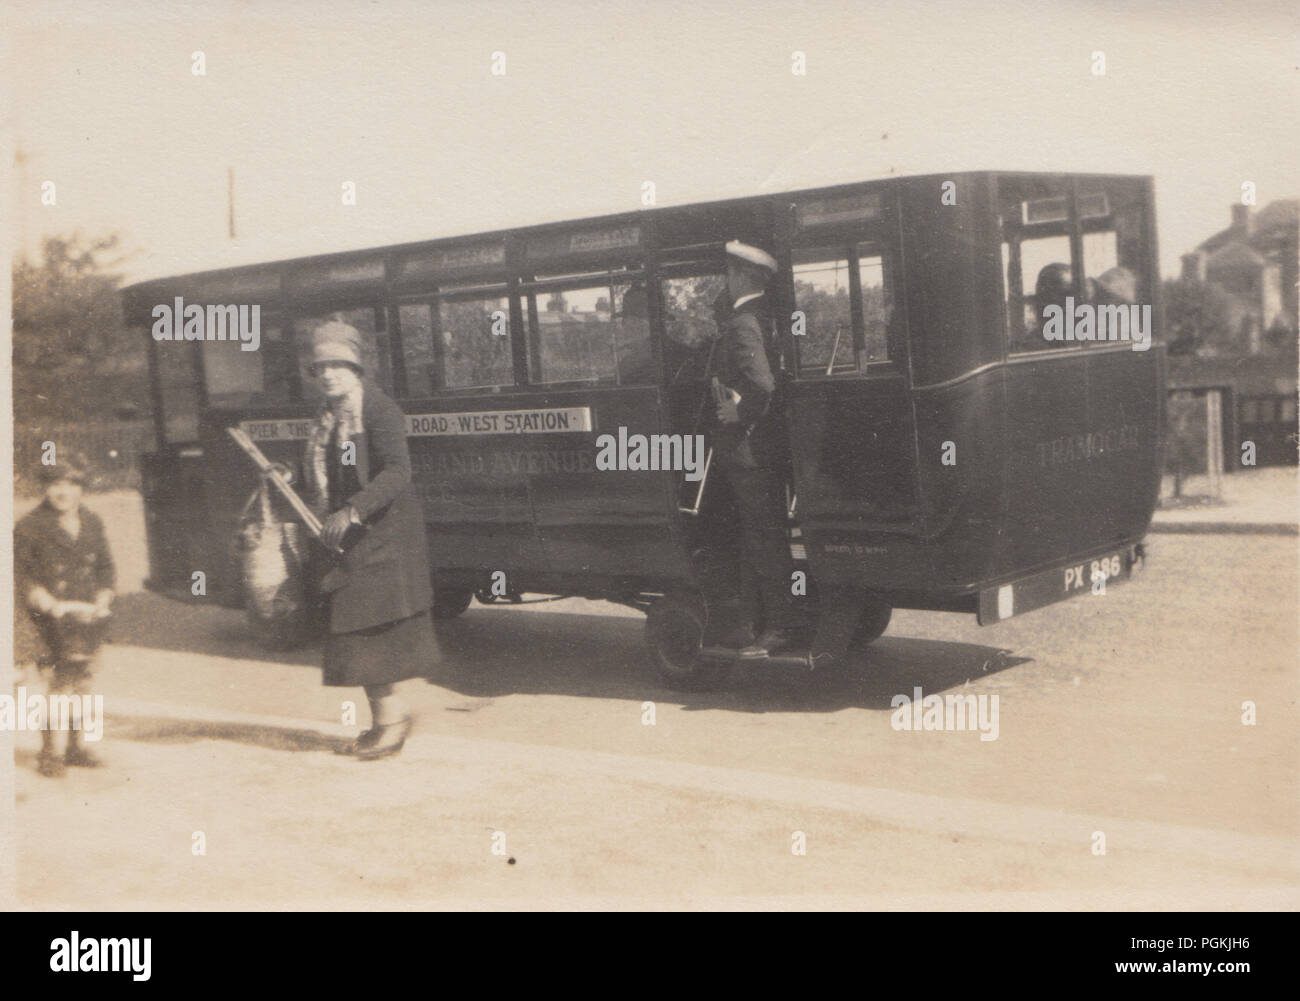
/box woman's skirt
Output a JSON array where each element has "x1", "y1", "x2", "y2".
[{"x1": 322, "y1": 609, "x2": 439, "y2": 688}]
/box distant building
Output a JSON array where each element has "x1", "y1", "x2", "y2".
[
  {"x1": 1180, "y1": 200, "x2": 1299, "y2": 354},
  {"x1": 1171, "y1": 201, "x2": 1298, "y2": 470}
]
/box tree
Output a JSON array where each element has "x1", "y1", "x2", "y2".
[
  {"x1": 12, "y1": 234, "x2": 147, "y2": 421},
  {"x1": 1162, "y1": 277, "x2": 1235, "y2": 356}
]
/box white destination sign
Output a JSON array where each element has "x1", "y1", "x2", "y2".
[
  {"x1": 407, "y1": 407, "x2": 591, "y2": 436},
  {"x1": 239, "y1": 407, "x2": 592, "y2": 442}
]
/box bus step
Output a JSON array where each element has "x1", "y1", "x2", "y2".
[{"x1": 700, "y1": 645, "x2": 815, "y2": 670}]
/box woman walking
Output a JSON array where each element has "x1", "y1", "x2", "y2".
[{"x1": 301, "y1": 320, "x2": 437, "y2": 760}]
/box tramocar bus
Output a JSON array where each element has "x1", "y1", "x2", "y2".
[{"x1": 121, "y1": 171, "x2": 1165, "y2": 688}]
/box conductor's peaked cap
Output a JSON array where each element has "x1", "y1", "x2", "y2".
[{"x1": 725, "y1": 240, "x2": 778, "y2": 273}]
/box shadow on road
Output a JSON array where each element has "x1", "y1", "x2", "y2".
[
  {"x1": 113, "y1": 716, "x2": 348, "y2": 753},
  {"x1": 109, "y1": 592, "x2": 322, "y2": 668},
  {"x1": 432, "y1": 611, "x2": 1029, "y2": 714},
  {"x1": 109, "y1": 592, "x2": 1029, "y2": 715}
]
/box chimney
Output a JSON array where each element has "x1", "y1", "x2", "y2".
[
  {"x1": 1231, "y1": 203, "x2": 1253, "y2": 237},
  {"x1": 1181, "y1": 252, "x2": 1205, "y2": 282}
]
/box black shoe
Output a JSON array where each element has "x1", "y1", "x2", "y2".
[
  {"x1": 37, "y1": 751, "x2": 66, "y2": 778},
  {"x1": 738, "y1": 628, "x2": 799, "y2": 659},
  {"x1": 339, "y1": 727, "x2": 380, "y2": 755},
  {"x1": 354, "y1": 718, "x2": 412, "y2": 761}
]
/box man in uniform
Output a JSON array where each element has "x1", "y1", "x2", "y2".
[{"x1": 710, "y1": 239, "x2": 802, "y2": 657}]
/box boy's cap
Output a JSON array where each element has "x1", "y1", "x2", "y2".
[{"x1": 38, "y1": 451, "x2": 89, "y2": 484}]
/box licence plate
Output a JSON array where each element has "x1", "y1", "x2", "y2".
[{"x1": 977, "y1": 546, "x2": 1136, "y2": 624}]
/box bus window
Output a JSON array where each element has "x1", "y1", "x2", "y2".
[
  {"x1": 1077, "y1": 179, "x2": 1151, "y2": 341},
  {"x1": 793, "y1": 242, "x2": 894, "y2": 376},
  {"x1": 1000, "y1": 176, "x2": 1084, "y2": 354},
  {"x1": 857, "y1": 247, "x2": 892, "y2": 363},
  {"x1": 399, "y1": 297, "x2": 514, "y2": 395},
  {"x1": 660, "y1": 271, "x2": 725, "y2": 383},
  {"x1": 398, "y1": 303, "x2": 438, "y2": 397},
  {"x1": 439, "y1": 292, "x2": 514, "y2": 391},
  {"x1": 293, "y1": 308, "x2": 390, "y2": 401},
  {"x1": 1280, "y1": 397, "x2": 1297, "y2": 424},
  {"x1": 524, "y1": 275, "x2": 650, "y2": 386},
  {"x1": 201, "y1": 322, "x2": 289, "y2": 407},
  {"x1": 794, "y1": 250, "x2": 854, "y2": 375},
  {"x1": 156, "y1": 339, "x2": 201, "y2": 442}
]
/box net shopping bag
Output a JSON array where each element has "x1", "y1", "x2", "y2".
[{"x1": 235, "y1": 478, "x2": 311, "y2": 648}]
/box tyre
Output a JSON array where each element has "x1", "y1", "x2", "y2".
[
  {"x1": 645, "y1": 592, "x2": 730, "y2": 691},
  {"x1": 431, "y1": 586, "x2": 474, "y2": 620},
  {"x1": 848, "y1": 600, "x2": 892, "y2": 649}
]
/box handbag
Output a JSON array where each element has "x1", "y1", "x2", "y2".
[{"x1": 235, "y1": 477, "x2": 311, "y2": 647}]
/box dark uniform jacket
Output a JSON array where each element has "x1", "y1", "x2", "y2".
[
  {"x1": 309, "y1": 382, "x2": 434, "y2": 635},
  {"x1": 14, "y1": 502, "x2": 116, "y2": 661},
  {"x1": 712, "y1": 293, "x2": 781, "y2": 468}
]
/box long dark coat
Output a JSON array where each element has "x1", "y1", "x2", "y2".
[
  {"x1": 14, "y1": 502, "x2": 116, "y2": 664},
  {"x1": 711, "y1": 292, "x2": 781, "y2": 469},
  {"x1": 308, "y1": 383, "x2": 434, "y2": 637}
]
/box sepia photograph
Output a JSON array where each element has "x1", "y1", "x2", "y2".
[{"x1": 2, "y1": 0, "x2": 1297, "y2": 937}]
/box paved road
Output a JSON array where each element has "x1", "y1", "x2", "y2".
[{"x1": 9, "y1": 533, "x2": 1298, "y2": 909}]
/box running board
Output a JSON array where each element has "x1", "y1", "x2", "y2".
[{"x1": 700, "y1": 646, "x2": 837, "y2": 671}]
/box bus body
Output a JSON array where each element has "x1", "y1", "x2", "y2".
[{"x1": 122, "y1": 171, "x2": 1164, "y2": 686}]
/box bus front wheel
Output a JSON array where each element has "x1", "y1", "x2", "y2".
[
  {"x1": 431, "y1": 586, "x2": 474, "y2": 620},
  {"x1": 645, "y1": 592, "x2": 729, "y2": 691}
]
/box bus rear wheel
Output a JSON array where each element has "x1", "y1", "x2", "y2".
[
  {"x1": 431, "y1": 586, "x2": 474, "y2": 620},
  {"x1": 849, "y1": 600, "x2": 892, "y2": 649},
  {"x1": 645, "y1": 592, "x2": 729, "y2": 691}
]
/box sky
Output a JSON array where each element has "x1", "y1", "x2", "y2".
[{"x1": 5, "y1": 0, "x2": 1298, "y2": 285}]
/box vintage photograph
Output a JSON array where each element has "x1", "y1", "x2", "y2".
[{"x1": 3, "y1": 0, "x2": 1297, "y2": 916}]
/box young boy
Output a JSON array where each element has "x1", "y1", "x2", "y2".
[{"x1": 15, "y1": 454, "x2": 115, "y2": 777}]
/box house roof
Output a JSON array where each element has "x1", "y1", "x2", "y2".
[
  {"x1": 1197, "y1": 199, "x2": 1299, "y2": 254},
  {"x1": 1205, "y1": 241, "x2": 1266, "y2": 272}
]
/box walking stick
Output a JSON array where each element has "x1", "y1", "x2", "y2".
[
  {"x1": 678, "y1": 334, "x2": 721, "y2": 515},
  {"x1": 226, "y1": 427, "x2": 343, "y2": 554}
]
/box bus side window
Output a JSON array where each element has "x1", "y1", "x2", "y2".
[
  {"x1": 660, "y1": 273, "x2": 725, "y2": 383},
  {"x1": 792, "y1": 243, "x2": 894, "y2": 376},
  {"x1": 398, "y1": 303, "x2": 438, "y2": 397},
  {"x1": 856, "y1": 246, "x2": 892, "y2": 364},
  {"x1": 439, "y1": 293, "x2": 514, "y2": 390},
  {"x1": 794, "y1": 250, "x2": 855, "y2": 375},
  {"x1": 525, "y1": 278, "x2": 649, "y2": 386}
]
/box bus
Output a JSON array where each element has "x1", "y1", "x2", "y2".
[{"x1": 121, "y1": 171, "x2": 1165, "y2": 688}]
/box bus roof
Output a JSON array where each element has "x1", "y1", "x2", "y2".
[{"x1": 121, "y1": 169, "x2": 1152, "y2": 300}]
